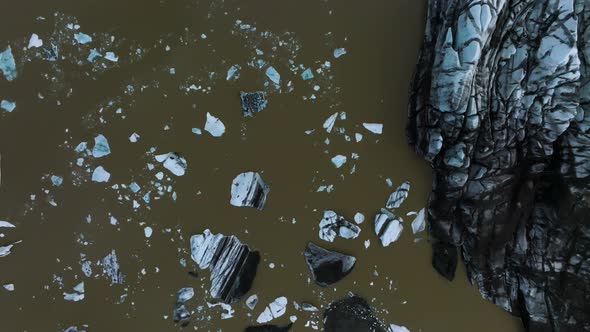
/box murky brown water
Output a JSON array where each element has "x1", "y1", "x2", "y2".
[{"x1": 0, "y1": 0, "x2": 524, "y2": 331}]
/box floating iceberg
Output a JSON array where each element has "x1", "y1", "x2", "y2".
[
  {"x1": 155, "y1": 152, "x2": 187, "y2": 176},
  {"x1": 411, "y1": 208, "x2": 426, "y2": 234},
  {"x1": 362, "y1": 123, "x2": 383, "y2": 134},
  {"x1": 386, "y1": 181, "x2": 410, "y2": 209},
  {"x1": 204, "y1": 112, "x2": 226, "y2": 137},
  {"x1": 92, "y1": 134, "x2": 111, "y2": 158},
  {"x1": 301, "y1": 68, "x2": 314, "y2": 80},
  {"x1": 304, "y1": 242, "x2": 356, "y2": 287},
  {"x1": 323, "y1": 112, "x2": 339, "y2": 133},
  {"x1": 51, "y1": 175, "x2": 63, "y2": 186},
  {"x1": 257, "y1": 297, "x2": 288, "y2": 324},
  {"x1": 374, "y1": 209, "x2": 403, "y2": 247},
  {"x1": 1, "y1": 100, "x2": 16, "y2": 112},
  {"x1": 74, "y1": 32, "x2": 92, "y2": 44},
  {"x1": 265, "y1": 66, "x2": 281, "y2": 84},
  {"x1": 331, "y1": 155, "x2": 347, "y2": 168},
  {"x1": 28, "y1": 34, "x2": 43, "y2": 48},
  {"x1": 91, "y1": 166, "x2": 110, "y2": 183},
  {"x1": 0, "y1": 46, "x2": 17, "y2": 81},
  {"x1": 226, "y1": 64, "x2": 241, "y2": 80},
  {"x1": 319, "y1": 210, "x2": 361, "y2": 242},
  {"x1": 333, "y1": 48, "x2": 347, "y2": 58},
  {"x1": 230, "y1": 172, "x2": 269, "y2": 210}
]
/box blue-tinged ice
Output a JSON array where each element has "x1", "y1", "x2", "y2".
[
  {"x1": 74, "y1": 32, "x2": 93, "y2": 45},
  {"x1": 104, "y1": 52, "x2": 119, "y2": 62},
  {"x1": 142, "y1": 192, "x2": 150, "y2": 203},
  {"x1": 91, "y1": 166, "x2": 111, "y2": 183},
  {"x1": 192, "y1": 128, "x2": 202, "y2": 135},
  {"x1": 301, "y1": 68, "x2": 314, "y2": 80},
  {"x1": 87, "y1": 49, "x2": 102, "y2": 62},
  {"x1": 0, "y1": 46, "x2": 17, "y2": 81},
  {"x1": 51, "y1": 175, "x2": 64, "y2": 186},
  {"x1": 362, "y1": 123, "x2": 383, "y2": 134},
  {"x1": 331, "y1": 155, "x2": 347, "y2": 168},
  {"x1": 129, "y1": 182, "x2": 140, "y2": 193},
  {"x1": 226, "y1": 65, "x2": 241, "y2": 80},
  {"x1": 74, "y1": 142, "x2": 87, "y2": 153},
  {"x1": 1, "y1": 100, "x2": 16, "y2": 112},
  {"x1": 265, "y1": 66, "x2": 281, "y2": 84},
  {"x1": 323, "y1": 112, "x2": 339, "y2": 133},
  {"x1": 204, "y1": 112, "x2": 225, "y2": 137},
  {"x1": 92, "y1": 134, "x2": 111, "y2": 158},
  {"x1": 333, "y1": 48, "x2": 347, "y2": 58},
  {"x1": 28, "y1": 34, "x2": 43, "y2": 48}
]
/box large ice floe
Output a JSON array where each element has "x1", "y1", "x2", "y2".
[
  {"x1": 190, "y1": 229, "x2": 260, "y2": 303},
  {"x1": 374, "y1": 209, "x2": 403, "y2": 247}
]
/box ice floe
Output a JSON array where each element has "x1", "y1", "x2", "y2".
[
  {"x1": 92, "y1": 134, "x2": 111, "y2": 158},
  {"x1": 304, "y1": 242, "x2": 356, "y2": 287},
  {"x1": 319, "y1": 210, "x2": 361, "y2": 242},
  {"x1": 91, "y1": 166, "x2": 111, "y2": 183},
  {"x1": 331, "y1": 155, "x2": 347, "y2": 168},
  {"x1": 1, "y1": 100, "x2": 16, "y2": 112},
  {"x1": 74, "y1": 32, "x2": 92, "y2": 44},
  {"x1": 0, "y1": 46, "x2": 17, "y2": 81},
  {"x1": 28, "y1": 34, "x2": 43, "y2": 48},
  {"x1": 386, "y1": 181, "x2": 410, "y2": 209},
  {"x1": 333, "y1": 48, "x2": 347, "y2": 58},
  {"x1": 190, "y1": 229, "x2": 260, "y2": 303},
  {"x1": 374, "y1": 209, "x2": 403, "y2": 247},
  {"x1": 256, "y1": 296, "x2": 288, "y2": 324},
  {"x1": 204, "y1": 112, "x2": 226, "y2": 137},
  {"x1": 323, "y1": 112, "x2": 339, "y2": 133},
  {"x1": 155, "y1": 152, "x2": 187, "y2": 176},
  {"x1": 362, "y1": 123, "x2": 383, "y2": 134},
  {"x1": 230, "y1": 172, "x2": 269, "y2": 210},
  {"x1": 410, "y1": 208, "x2": 426, "y2": 234},
  {"x1": 265, "y1": 66, "x2": 281, "y2": 84}
]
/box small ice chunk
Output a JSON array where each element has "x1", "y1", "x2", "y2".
[
  {"x1": 246, "y1": 294, "x2": 259, "y2": 310},
  {"x1": 256, "y1": 296, "x2": 288, "y2": 324},
  {"x1": 177, "y1": 287, "x2": 194, "y2": 302},
  {"x1": 51, "y1": 175, "x2": 64, "y2": 186},
  {"x1": 226, "y1": 64, "x2": 241, "y2": 80},
  {"x1": 102, "y1": 250, "x2": 124, "y2": 284},
  {"x1": 91, "y1": 166, "x2": 111, "y2": 183},
  {"x1": 0, "y1": 221, "x2": 16, "y2": 228},
  {"x1": 129, "y1": 182, "x2": 140, "y2": 193},
  {"x1": 144, "y1": 226, "x2": 153, "y2": 238},
  {"x1": 386, "y1": 181, "x2": 410, "y2": 209},
  {"x1": 64, "y1": 282, "x2": 85, "y2": 302},
  {"x1": 104, "y1": 52, "x2": 119, "y2": 62},
  {"x1": 74, "y1": 32, "x2": 92, "y2": 44},
  {"x1": 3, "y1": 283, "x2": 14, "y2": 291},
  {"x1": 87, "y1": 49, "x2": 102, "y2": 62},
  {"x1": 191, "y1": 128, "x2": 202, "y2": 135},
  {"x1": 301, "y1": 68, "x2": 314, "y2": 80},
  {"x1": 92, "y1": 134, "x2": 111, "y2": 158},
  {"x1": 355, "y1": 133, "x2": 363, "y2": 142},
  {"x1": 155, "y1": 172, "x2": 164, "y2": 180},
  {"x1": 230, "y1": 172, "x2": 269, "y2": 210},
  {"x1": 363, "y1": 123, "x2": 383, "y2": 134},
  {"x1": 0, "y1": 242, "x2": 19, "y2": 257},
  {"x1": 265, "y1": 66, "x2": 281, "y2": 84},
  {"x1": 204, "y1": 112, "x2": 226, "y2": 137},
  {"x1": 331, "y1": 155, "x2": 347, "y2": 168},
  {"x1": 129, "y1": 132, "x2": 140, "y2": 143},
  {"x1": 354, "y1": 213, "x2": 365, "y2": 224},
  {"x1": 323, "y1": 112, "x2": 339, "y2": 133},
  {"x1": 155, "y1": 152, "x2": 187, "y2": 176},
  {"x1": 207, "y1": 302, "x2": 235, "y2": 320},
  {"x1": 28, "y1": 34, "x2": 43, "y2": 48},
  {"x1": 1, "y1": 100, "x2": 16, "y2": 112},
  {"x1": 333, "y1": 48, "x2": 347, "y2": 58},
  {"x1": 240, "y1": 91, "x2": 268, "y2": 117},
  {"x1": 0, "y1": 46, "x2": 17, "y2": 81},
  {"x1": 411, "y1": 208, "x2": 426, "y2": 234},
  {"x1": 388, "y1": 324, "x2": 411, "y2": 332}
]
